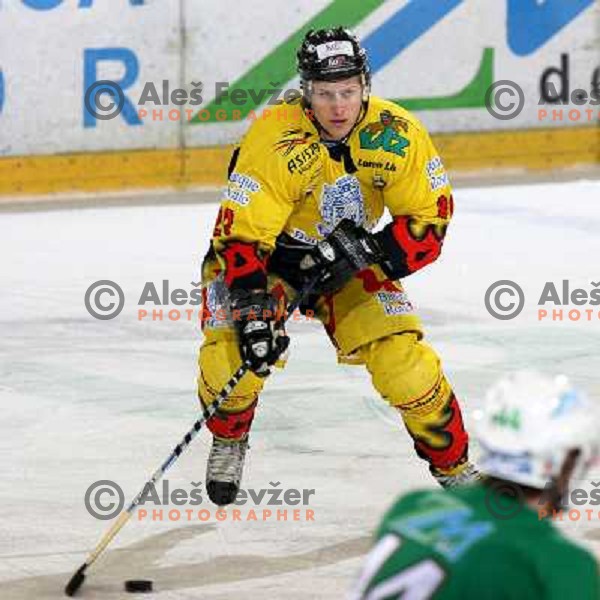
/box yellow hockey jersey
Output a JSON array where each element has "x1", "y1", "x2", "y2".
[{"x1": 210, "y1": 95, "x2": 453, "y2": 280}]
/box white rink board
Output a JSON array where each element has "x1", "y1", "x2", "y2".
[
  {"x1": 0, "y1": 0, "x2": 598, "y2": 155},
  {"x1": 0, "y1": 0, "x2": 181, "y2": 156}
]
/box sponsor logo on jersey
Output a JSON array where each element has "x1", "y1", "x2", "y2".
[
  {"x1": 358, "y1": 157, "x2": 397, "y2": 172},
  {"x1": 223, "y1": 187, "x2": 250, "y2": 206},
  {"x1": 317, "y1": 174, "x2": 365, "y2": 236},
  {"x1": 223, "y1": 172, "x2": 261, "y2": 206},
  {"x1": 287, "y1": 141, "x2": 321, "y2": 174},
  {"x1": 376, "y1": 290, "x2": 415, "y2": 316},
  {"x1": 290, "y1": 228, "x2": 319, "y2": 246},
  {"x1": 229, "y1": 172, "x2": 260, "y2": 192},
  {"x1": 274, "y1": 128, "x2": 314, "y2": 157},
  {"x1": 426, "y1": 156, "x2": 449, "y2": 191},
  {"x1": 359, "y1": 110, "x2": 411, "y2": 157}
]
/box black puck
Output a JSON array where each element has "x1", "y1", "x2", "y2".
[{"x1": 125, "y1": 580, "x2": 153, "y2": 593}]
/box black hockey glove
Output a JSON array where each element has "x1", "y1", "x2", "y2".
[
  {"x1": 300, "y1": 219, "x2": 383, "y2": 294},
  {"x1": 230, "y1": 289, "x2": 290, "y2": 377}
]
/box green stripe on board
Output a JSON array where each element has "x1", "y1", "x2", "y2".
[
  {"x1": 191, "y1": 0, "x2": 386, "y2": 123},
  {"x1": 394, "y1": 48, "x2": 494, "y2": 111}
]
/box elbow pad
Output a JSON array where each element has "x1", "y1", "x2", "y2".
[
  {"x1": 375, "y1": 216, "x2": 446, "y2": 279},
  {"x1": 220, "y1": 242, "x2": 268, "y2": 290}
]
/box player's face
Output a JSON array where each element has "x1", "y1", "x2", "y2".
[{"x1": 310, "y1": 76, "x2": 363, "y2": 141}]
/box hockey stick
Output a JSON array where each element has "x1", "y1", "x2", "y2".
[{"x1": 64, "y1": 275, "x2": 319, "y2": 596}]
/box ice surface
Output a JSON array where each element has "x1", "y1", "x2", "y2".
[{"x1": 1, "y1": 180, "x2": 600, "y2": 598}]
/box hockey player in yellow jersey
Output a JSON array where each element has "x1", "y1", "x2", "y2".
[{"x1": 199, "y1": 27, "x2": 479, "y2": 505}]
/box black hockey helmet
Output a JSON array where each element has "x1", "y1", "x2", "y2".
[{"x1": 297, "y1": 27, "x2": 371, "y2": 97}]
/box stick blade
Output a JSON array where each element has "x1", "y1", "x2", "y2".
[{"x1": 65, "y1": 564, "x2": 87, "y2": 597}]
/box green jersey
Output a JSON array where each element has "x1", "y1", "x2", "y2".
[{"x1": 352, "y1": 484, "x2": 599, "y2": 599}]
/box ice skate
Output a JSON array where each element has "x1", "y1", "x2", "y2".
[
  {"x1": 206, "y1": 434, "x2": 249, "y2": 506},
  {"x1": 431, "y1": 461, "x2": 483, "y2": 489}
]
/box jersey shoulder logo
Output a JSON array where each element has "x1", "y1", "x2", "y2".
[
  {"x1": 359, "y1": 110, "x2": 411, "y2": 157},
  {"x1": 274, "y1": 128, "x2": 313, "y2": 156}
]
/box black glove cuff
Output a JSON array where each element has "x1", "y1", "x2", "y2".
[{"x1": 374, "y1": 226, "x2": 410, "y2": 280}]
